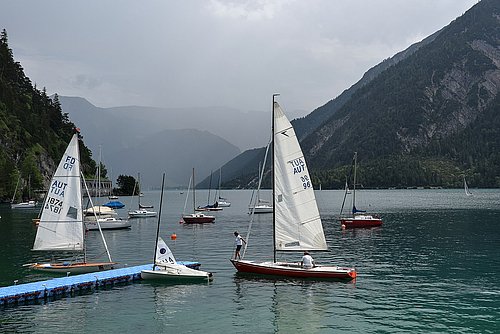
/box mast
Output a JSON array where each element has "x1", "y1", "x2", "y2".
[
  {"x1": 217, "y1": 168, "x2": 222, "y2": 202},
  {"x1": 272, "y1": 93, "x2": 279, "y2": 263},
  {"x1": 192, "y1": 168, "x2": 196, "y2": 212},
  {"x1": 207, "y1": 171, "x2": 212, "y2": 205},
  {"x1": 138, "y1": 172, "x2": 141, "y2": 208},
  {"x1": 152, "y1": 173, "x2": 166, "y2": 270},
  {"x1": 352, "y1": 152, "x2": 357, "y2": 216}
]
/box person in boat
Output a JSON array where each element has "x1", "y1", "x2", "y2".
[
  {"x1": 233, "y1": 231, "x2": 246, "y2": 260},
  {"x1": 301, "y1": 251, "x2": 315, "y2": 269}
]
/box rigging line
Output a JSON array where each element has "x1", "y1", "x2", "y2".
[
  {"x1": 82, "y1": 172, "x2": 113, "y2": 263},
  {"x1": 152, "y1": 173, "x2": 166, "y2": 271},
  {"x1": 242, "y1": 136, "x2": 272, "y2": 259},
  {"x1": 182, "y1": 174, "x2": 192, "y2": 216}
]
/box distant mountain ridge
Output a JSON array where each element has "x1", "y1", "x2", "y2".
[
  {"x1": 59, "y1": 96, "x2": 241, "y2": 187},
  {"x1": 219, "y1": 0, "x2": 500, "y2": 189}
]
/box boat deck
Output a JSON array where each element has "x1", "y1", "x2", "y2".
[{"x1": 0, "y1": 261, "x2": 199, "y2": 306}]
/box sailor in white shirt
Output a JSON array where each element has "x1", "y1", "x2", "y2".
[{"x1": 301, "y1": 251, "x2": 314, "y2": 269}]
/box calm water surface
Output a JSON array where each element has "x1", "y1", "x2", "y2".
[{"x1": 0, "y1": 189, "x2": 499, "y2": 333}]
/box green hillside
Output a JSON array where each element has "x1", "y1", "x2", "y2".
[
  {"x1": 0, "y1": 30, "x2": 97, "y2": 202},
  {"x1": 302, "y1": 0, "x2": 500, "y2": 188},
  {"x1": 220, "y1": 0, "x2": 500, "y2": 189}
]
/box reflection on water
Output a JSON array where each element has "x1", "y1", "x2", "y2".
[{"x1": 0, "y1": 189, "x2": 499, "y2": 333}]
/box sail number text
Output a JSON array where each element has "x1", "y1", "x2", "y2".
[
  {"x1": 63, "y1": 155, "x2": 76, "y2": 171},
  {"x1": 290, "y1": 158, "x2": 311, "y2": 189},
  {"x1": 45, "y1": 196, "x2": 63, "y2": 214}
]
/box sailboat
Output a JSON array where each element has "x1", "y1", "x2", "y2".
[
  {"x1": 128, "y1": 173, "x2": 157, "y2": 218},
  {"x1": 28, "y1": 132, "x2": 117, "y2": 274},
  {"x1": 339, "y1": 152, "x2": 383, "y2": 229},
  {"x1": 231, "y1": 96, "x2": 357, "y2": 280},
  {"x1": 84, "y1": 148, "x2": 131, "y2": 230},
  {"x1": 141, "y1": 174, "x2": 213, "y2": 282},
  {"x1": 10, "y1": 175, "x2": 37, "y2": 208},
  {"x1": 464, "y1": 176, "x2": 473, "y2": 196},
  {"x1": 182, "y1": 168, "x2": 215, "y2": 224},
  {"x1": 195, "y1": 170, "x2": 222, "y2": 211},
  {"x1": 248, "y1": 153, "x2": 273, "y2": 214},
  {"x1": 215, "y1": 168, "x2": 231, "y2": 207}
]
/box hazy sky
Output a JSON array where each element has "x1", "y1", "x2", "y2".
[{"x1": 1, "y1": 0, "x2": 478, "y2": 116}]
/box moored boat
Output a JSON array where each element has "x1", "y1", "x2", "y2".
[
  {"x1": 182, "y1": 213, "x2": 215, "y2": 224},
  {"x1": 339, "y1": 152, "x2": 383, "y2": 229},
  {"x1": 182, "y1": 168, "x2": 216, "y2": 224}
]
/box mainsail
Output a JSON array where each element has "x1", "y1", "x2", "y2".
[
  {"x1": 33, "y1": 134, "x2": 84, "y2": 251},
  {"x1": 273, "y1": 102, "x2": 327, "y2": 251}
]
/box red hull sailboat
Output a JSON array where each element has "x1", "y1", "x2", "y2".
[
  {"x1": 231, "y1": 96, "x2": 356, "y2": 281},
  {"x1": 339, "y1": 152, "x2": 383, "y2": 229}
]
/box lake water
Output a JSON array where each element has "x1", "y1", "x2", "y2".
[{"x1": 0, "y1": 189, "x2": 499, "y2": 333}]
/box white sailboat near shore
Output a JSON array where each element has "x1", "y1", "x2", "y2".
[
  {"x1": 464, "y1": 176, "x2": 473, "y2": 196},
  {"x1": 27, "y1": 132, "x2": 117, "y2": 274},
  {"x1": 128, "y1": 173, "x2": 157, "y2": 218}
]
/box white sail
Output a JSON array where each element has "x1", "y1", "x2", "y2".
[
  {"x1": 33, "y1": 134, "x2": 84, "y2": 251},
  {"x1": 273, "y1": 102, "x2": 327, "y2": 251},
  {"x1": 155, "y1": 237, "x2": 177, "y2": 264},
  {"x1": 464, "y1": 177, "x2": 473, "y2": 196}
]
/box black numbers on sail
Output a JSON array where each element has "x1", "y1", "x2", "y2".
[
  {"x1": 45, "y1": 196, "x2": 63, "y2": 214},
  {"x1": 300, "y1": 175, "x2": 311, "y2": 189}
]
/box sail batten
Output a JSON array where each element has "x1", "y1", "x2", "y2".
[
  {"x1": 33, "y1": 134, "x2": 84, "y2": 252},
  {"x1": 273, "y1": 102, "x2": 327, "y2": 251}
]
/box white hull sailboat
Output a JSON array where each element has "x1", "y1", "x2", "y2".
[
  {"x1": 128, "y1": 173, "x2": 157, "y2": 218},
  {"x1": 251, "y1": 201, "x2": 273, "y2": 214},
  {"x1": 141, "y1": 174, "x2": 213, "y2": 282},
  {"x1": 10, "y1": 175, "x2": 37, "y2": 209},
  {"x1": 231, "y1": 96, "x2": 356, "y2": 281},
  {"x1": 464, "y1": 176, "x2": 473, "y2": 196},
  {"x1": 248, "y1": 157, "x2": 273, "y2": 214},
  {"x1": 216, "y1": 168, "x2": 231, "y2": 207},
  {"x1": 85, "y1": 217, "x2": 131, "y2": 230},
  {"x1": 11, "y1": 200, "x2": 37, "y2": 209},
  {"x1": 28, "y1": 132, "x2": 117, "y2": 274},
  {"x1": 182, "y1": 168, "x2": 215, "y2": 224},
  {"x1": 84, "y1": 150, "x2": 131, "y2": 230},
  {"x1": 141, "y1": 239, "x2": 213, "y2": 282}
]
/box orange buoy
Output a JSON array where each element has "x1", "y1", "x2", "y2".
[{"x1": 170, "y1": 233, "x2": 177, "y2": 240}]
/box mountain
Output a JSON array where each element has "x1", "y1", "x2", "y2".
[
  {"x1": 221, "y1": 0, "x2": 500, "y2": 189},
  {"x1": 59, "y1": 96, "x2": 269, "y2": 152},
  {"x1": 59, "y1": 96, "x2": 241, "y2": 187},
  {"x1": 0, "y1": 30, "x2": 96, "y2": 202},
  {"x1": 106, "y1": 129, "x2": 240, "y2": 188}
]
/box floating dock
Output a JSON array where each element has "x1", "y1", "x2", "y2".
[{"x1": 0, "y1": 261, "x2": 199, "y2": 306}]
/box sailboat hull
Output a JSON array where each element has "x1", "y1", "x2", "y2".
[
  {"x1": 128, "y1": 210, "x2": 157, "y2": 218},
  {"x1": 141, "y1": 264, "x2": 213, "y2": 282},
  {"x1": 85, "y1": 218, "x2": 131, "y2": 230},
  {"x1": 29, "y1": 262, "x2": 117, "y2": 274},
  {"x1": 11, "y1": 201, "x2": 37, "y2": 209},
  {"x1": 340, "y1": 215, "x2": 383, "y2": 229},
  {"x1": 249, "y1": 204, "x2": 273, "y2": 214},
  {"x1": 182, "y1": 214, "x2": 215, "y2": 224},
  {"x1": 230, "y1": 260, "x2": 356, "y2": 280}
]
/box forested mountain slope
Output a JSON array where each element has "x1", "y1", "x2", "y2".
[
  {"x1": 0, "y1": 30, "x2": 96, "y2": 201},
  {"x1": 218, "y1": 0, "x2": 500, "y2": 189},
  {"x1": 302, "y1": 0, "x2": 500, "y2": 188}
]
